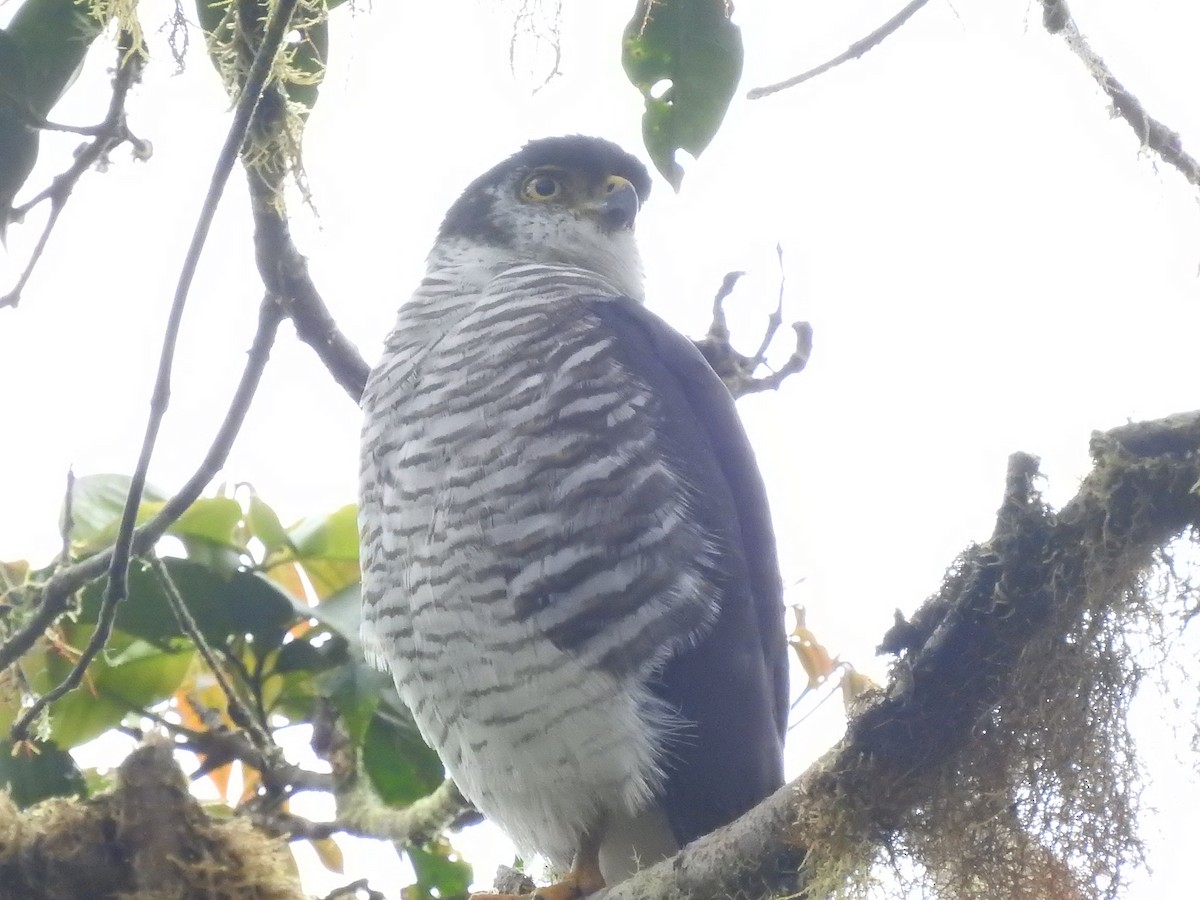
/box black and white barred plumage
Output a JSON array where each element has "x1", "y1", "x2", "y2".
[{"x1": 359, "y1": 136, "x2": 786, "y2": 888}]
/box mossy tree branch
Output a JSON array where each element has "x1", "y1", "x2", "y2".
[{"x1": 596, "y1": 410, "x2": 1200, "y2": 899}]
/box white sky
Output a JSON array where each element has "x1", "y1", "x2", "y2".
[{"x1": 2, "y1": 0, "x2": 1199, "y2": 896}]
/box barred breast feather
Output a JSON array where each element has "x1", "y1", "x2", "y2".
[{"x1": 358, "y1": 263, "x2": 723, "y2": 867}]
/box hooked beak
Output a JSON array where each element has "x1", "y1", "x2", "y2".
[{"x1": 586, "y1": 175, "x2": 640, "y2": 231}]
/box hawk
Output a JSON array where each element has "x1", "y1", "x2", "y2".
[{"x1": 359, "y1": 136, "x2": 787, "y2": 898}]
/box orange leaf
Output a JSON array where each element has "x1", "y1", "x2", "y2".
[
  {"x1": 0, "y1": 560, "x2": 30, "y2": 597},
  {"x1": 267, "y1": 560, "x2": 309, "y2": 603},
  {"x1": 788, "y1": 606, "x2": 838, "y2": 691},
  {"x1": 176, "y1": 679, "x2": 236, "y2": 799},
  {"x1": 239, "y1": 764, "x2": 262, "y2": 804},
  {"x1": 309, "y1": 836, "x2": 345, "y2": 874}
]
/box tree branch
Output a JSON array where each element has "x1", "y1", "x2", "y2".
[
  {"x1": 101, "y1": 0, "x2": 300, "y2": 626},
  {"x1": 595, "y1": 410, "x2": 1200, "y2": 899},
  {"x1": 248, "y1": 179, "x2": 370, "y2": 402},
  {"x1": 1038, "y1": 0, "x2": 1199, "y2": 187},
  {"x1": 3, "y1": 1, "x2": 301, "y2": 735},
  {"x1": 338, "y1": 776, "x2": 474, "y2": 846},
  {"x1": 0, "y1": 297, "x2": 282, "y2": 688},
  {"x1": 1, "y1": 31, "x2": 146, "y2": 309},
  {"x1": 152, "y1": 711, "x2": 333, "y2": 796},
  {"x1": 748, "y1": 0, "x2": 931, "y2": 100},
  {"x1": 151, "y1": 558, "x2": 276, "y2": 755},
  {"x1": 694, "y1": 260, "x2": 813, "y2": 398},
  {"x1": 307, "y1": 700, "x2": 476, "y2": 846}
]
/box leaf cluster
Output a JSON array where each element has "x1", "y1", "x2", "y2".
[{"x1": 0, "y1": 474, "x2": 462, "y2": 896}]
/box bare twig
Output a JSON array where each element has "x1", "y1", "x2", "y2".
[
  {"x1": 57, "y1": 468, "x2": 75, "y2": 569},
  {"x1": 693, "y1": 265, "x2": 813, "y2": 398},
  {"x1": 1, "y1": 32, "x2": 145, "y2": 310},
  {"x1": 5, "y1": 0, "x2": 305, "y2": 739},
  {"x1": 150, "y1": 558, "x2": 274, "y2": 751},
  {"x1": 748, "y1": 245, "x2": 787, "y2": 367},
  {"x1": 748, "y1": 0, "x2": 931, "y2": 99},
  {"x1": 1038, "y1": 0, "x2": 1200, "y2": 187},
  {"x1": 703, "y1": 270, "x2": 745, "y2": 347},
  {"x1": 105, "y1": 0, "x2": 300, "y2": 619},
  {"x1": 132, "y1": 701, "x2": 333, "y2": 797}
]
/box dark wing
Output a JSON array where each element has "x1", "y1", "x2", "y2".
[{"x1": 586, "y1": 296, "x2": 788, "y2": 846}]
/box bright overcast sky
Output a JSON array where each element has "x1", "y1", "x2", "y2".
[{"x1": 2, "y1": 0, "x2": 1198, "y2": 896}]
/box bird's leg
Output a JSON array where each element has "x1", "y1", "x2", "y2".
[
  {"x1": 471, "y1": 831, "x2": 606, "y2": 900},
  {"x1": 533, "y1": 832, "x2": 606, "y2": 900}
]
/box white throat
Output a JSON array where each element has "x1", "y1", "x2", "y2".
[{"x1": 427, "y1": 235, "x2": 646, "y2": 303}]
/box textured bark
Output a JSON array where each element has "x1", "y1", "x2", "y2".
[{"x1": 595, "y1": 410, "x2": 1200, "y2": 899}]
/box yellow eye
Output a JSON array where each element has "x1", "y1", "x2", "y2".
[{"x1": 522, "y1": 173, "x2": 562, "y2": 201}]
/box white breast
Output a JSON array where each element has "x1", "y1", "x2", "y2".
[{"x1": 359, "y1": 264, "x2": 695, "y2": 867}]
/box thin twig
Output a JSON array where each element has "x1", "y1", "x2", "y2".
[
  {"x1": 694, "y1": 268, "x2": 812, "y2": 398},
  {"x1": 704, "y1": 271, "x2": 745, "y2": 347},
  {"x1": 104, "y1": 0, "x2": 300, "y2": 624},
  {"x1": 136, "y1": 703, "x2": 333, "y2": 794},
  {"x1": 6, "y1": 0, "x2": 305, "y2": 736},
  {"x1": 736, "y1": 323, "x2": 814, "y2": 396},
  {"x1": 749, "y1": 245, "x2": 786, "y2": 366},
  {"x1": 1038, "y1": 0, "x2": 1200, "y2": 187},
  {"x1": 35, "y1": 118, "x2": 120, "y2": 137},
  {"x1": 150, "y1": 557, "x2": 273, "y2": 753},
  {"x1": 58, "y1": 468, "x2": 75, "y2": 569},
  {"x1": 748, "y1": 0, "x2": 931, "y2": 99},
  {"x1": 1, "y1": 297, "x2": 282, "y2": 710},
  {"x1": 1, "y1": 32, "x2": 144, "y2": 309}
]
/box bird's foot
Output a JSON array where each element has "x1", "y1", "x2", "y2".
[{"x1": 469, "y1": 865, "x2": 605, "y2": 900}]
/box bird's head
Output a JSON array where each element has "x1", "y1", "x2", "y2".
[{"x1": 433, "y1": 135, "x2": 653, "y2": 300}]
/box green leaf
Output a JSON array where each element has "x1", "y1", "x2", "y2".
[
  {"x1": 0, "y1": 0, "x2": 105, "y2": 222},
  {"x1": 0, "y1": 29, "x2": 39, "y2": 230},
  {"x1": 20, "y1": 626, "x2": 193, "y2": 748},
  {"x1": 407, "y1": 840, "x2": 474, "y2": 900},
  {"x1": 309, "y1": 583, "x2": 361, "y2": 649},
  {"x1": 66, "y1": 473, "x2": 168, "y2": 555},
  {"x1": 318, "y1": 657, "x2": 390, "y2": 744},
  {"x1": 361, "y1": 712, "x2": 445, "y2": 807},
  {"x1": 75, "y1": 558, "x2": 301, "y2": 651},
  {"x1": 59, "y1": 637, "x2": 192, "y2": 745},
  {"x1": 175, "y1": 539, "x2": 245, "y2": 577},
  {"x1": 0, "y1": 739, "x2": 86, "y2": 806},
  {"x1": 164, "y1": 496, "x2": 244, "y2": 548},
  {"x1": 3, "y1": 0, "x2": 103, "y2": 115},
  {"x1": 286, "y1": 504, "x2": 360, "y2": 598},
  {"x1": 247, "y1": 494, "x2": 292, "y2": 554},
  {"x1": 288, "y1": 504, "x2": 359, "y2": 560},
  {"x1": 273, "y1": 633, "x2": 348, "y2": 675},
  {"x1": 157, "y1": 495, "x2": 248, "y2": 576},
  {"x1": 622, "y1": 0, "x2": 744, "y2": 189}
]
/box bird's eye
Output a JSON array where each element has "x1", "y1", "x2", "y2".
[{"x1": 522, "y1": 174, "x2": 562, "y2": 201}]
